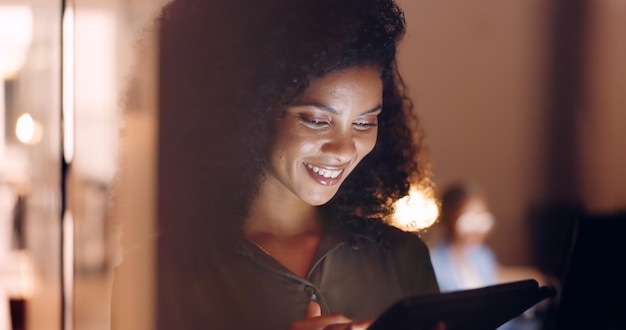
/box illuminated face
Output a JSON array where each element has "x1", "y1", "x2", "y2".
[
  {"x1": 263, "y1": 66, "x2": 382, "y2": 206},
  {"x1": 454, "y1": 196, "x2": 494, "y2": 245}
]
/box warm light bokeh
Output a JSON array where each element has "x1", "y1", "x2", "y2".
[
  {"x1": 391, "y1": 188, "x2": 439, "y2": 231},
  {"x1": 15, "y1": 113, "x2": 42, "y2": 144},
  {"x1": 0, "y1": 5, "x2": 33, "y2": 79}
]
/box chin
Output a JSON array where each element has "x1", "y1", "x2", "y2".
[
  {"x1": 303, "y1": 192, "x2": 337, "y2": 206},
  {"x1": 297, "y1": 182, "x2": 344, "y2": 206},
  {"x1": 306, "y1": 198, "x2": 333, "y2": 207}
]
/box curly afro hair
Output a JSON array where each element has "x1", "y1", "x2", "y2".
[{"x1": 154, "y1": 0, "x2": 433, "y2": 246}]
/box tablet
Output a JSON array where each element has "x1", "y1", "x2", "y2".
[{"x1": 368, "y1": 279, "x2": 556, "y2": 330}]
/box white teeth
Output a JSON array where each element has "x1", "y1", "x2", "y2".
[{"x1": 305, "y1": 163, "x2": 342, "y2": 179}]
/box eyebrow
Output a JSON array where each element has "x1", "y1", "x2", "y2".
[{"x1": 290, "y1": 102, "x2": 383, "y2": 116}]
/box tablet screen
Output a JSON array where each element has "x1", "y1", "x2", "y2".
[{"x1": 368, "y1": 279, "x2": 556, "y2": 330}]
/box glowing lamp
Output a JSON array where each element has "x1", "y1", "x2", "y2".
[{"x1": 392, "y1": 187, "x2": 440, "y2": 231}]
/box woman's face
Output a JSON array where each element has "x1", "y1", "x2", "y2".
[{"x1": 264, "y1": 66, "x2": 382, "y2": 206}]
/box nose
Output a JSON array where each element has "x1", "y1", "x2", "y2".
[{"x1": 320, "y1": 130, "x2": 357, "y2": 163}]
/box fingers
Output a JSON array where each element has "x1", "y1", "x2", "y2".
[
  {"x1": 289, "y1": 312, "x2": 352, "y2": 330},
  {"x1": 322, "y1": 323, "x2": 352, "y2": 330},
  {"x1": 290, "y1": 300, "x2": 369, "y2": 330},
  {"x1": 348, "y1": 319, "x2": 373, "y2": 330},
  {"x1": 305, "y1": 300, "x2": 322, "y2": 319}
]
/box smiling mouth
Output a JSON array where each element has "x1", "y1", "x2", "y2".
[{"x1": 305, "y1": 162, "x2": 343, "y2": 179}]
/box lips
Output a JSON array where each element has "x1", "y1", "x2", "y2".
[{"x1": 304, "y1": 162, "x2": 345, "y2": 186}]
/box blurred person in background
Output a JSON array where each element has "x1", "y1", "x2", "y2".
[
  {"x1": 429, "y1": 182, "x2": 498, "y2": 291},
  {"x1": 428, "y1": 181, "x2": 545, "y2": 330}
]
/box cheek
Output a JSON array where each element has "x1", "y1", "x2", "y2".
[
  {"x1": 357, "y1": 132, "x2": 378, "y2": 158},
  {"x1": 270, "y1": 130, "x2": 320, "y2": 162},
  {"x1": 270, "y1": 120, "x2": 298, "y2": 158}
]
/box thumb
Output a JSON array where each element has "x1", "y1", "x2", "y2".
[{"x1": 304, "y1": 300, "x2": 321, "y2": 319}]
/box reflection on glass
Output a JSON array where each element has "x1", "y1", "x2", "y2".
[{"x1": 71, "y1": 1, "x2": 165, "y2": 330}]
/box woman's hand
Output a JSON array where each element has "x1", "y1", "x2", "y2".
[{"x1": 288, "y1": 301, "x2": 373, "y2": 330}]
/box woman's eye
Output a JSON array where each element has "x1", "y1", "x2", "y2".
[
  {"x1": 298, "y1": 115, "x2": 331, "y2": 129},
  {"x1": 353, "y1": 120, "x2": 378, "y2": 131}
]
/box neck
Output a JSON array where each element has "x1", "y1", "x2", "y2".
[{"x1": 243, "y1": 186, "x2": 322, "y2": 239}]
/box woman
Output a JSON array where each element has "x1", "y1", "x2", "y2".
[{"x1": 114, "y1": 0, "x2": 439, "y2": 329}]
